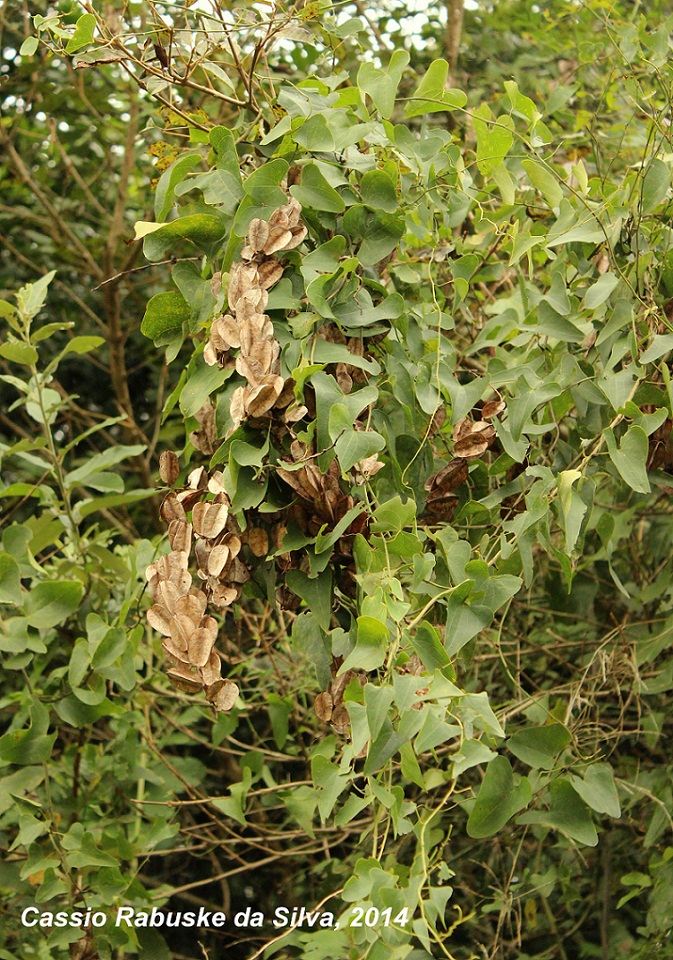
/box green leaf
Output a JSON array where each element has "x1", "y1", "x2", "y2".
[
  {"x1": 339, "y1": 616, "x2": 389, "y2": 673},
  {"x1": 358, "y1": 62, "x2": 395, "y2": 118},
  {"x1": 370, "y1": 496, "x2": 416, "y2": 533},
  {"x1": 141, "y1": 290, "x2": 190, "y2": 343},
  {"x1": 312, "y1": 755, "x2": 350, "y2": 820},
  {"x1": 290, "y1": 163, "x2": 345, "y2": 213},
  {"x1": 569, "y1": 764, "x2": 620, "y2": 818},
  {"x1": 604, "y1": 425, "x2": 650, "y2": 493},
  {"x1": 642, "y1": 158, "x2": 670, "y2": 215},
  {"x1": 137, "y1": 214, "x2": 227, "y2": 261},
  {"x1": 180, "y1": 358, "x2": 230, "y2": 418},
  {"x1": 467, "y1": 756, "x2": 529, "y2": 838},
  {"x1": 0, "y1": 554, "x2": 22, "y2": 605},
  {"x1": 24, "y1": 581, "x2": 84, "y2": 629},
  {"x1": 519, "y1": 779, "x2": 598, "y2": 846},
  {"x1": 405, "y1": 59, "x2": 466, "y2": 117},
  {"x1": 473, "y1": 105, "x2": 514, "y2": 174},
  {"x1": 583, "y1": 272, "x2": 619, "y2": 310},
  {"x1": 641, "y1": 333, "x2": 673, "y2": 364},
  {"x1": 0, "y1": 703, "x2": 56, "y2": 765},
  {"x1": 360, "y1": 170, "x2": 398, "y2": 212},
  {"x1": 65, "y1": 444, "x2": 145, "y2": 488},
  {"x1": 65, "y1": 13, "x2": 96, "y2": 53},
  {"x1": 507, "y1": 724, "x2": 571, "y2": 770},
  {"x1": 286, "y1": 569, "x2": 332, "y2": 630},
  {"x1": 0, "y1": 342, "x2": 38, "y2": 366},
  {"x1": 20, "y1": 36, "x2": 39, "y2": 56},
  {"x1": 154, "y1": 153, "x2": 202, "y2": 221},
  {"x1": 342, "y1": 206, "x2": 404, "y2": 266},
  {"x1": 335, "y1": 427, "x2": 386, "y2": 474},
  {"x1": 522, "y1": 159, "x2": 563, "y2": 209},
  {"x1": 294, "y1": 114, "x2": 335, "y2": 152},
  {"x1": 364, "y1": 722, "x2": 408, "y2": 775},
  {"x1": 411, "y1": 621, "x2": 453, "y2": 675}
]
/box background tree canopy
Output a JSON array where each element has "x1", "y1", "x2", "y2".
[{"x1": 2, "y1": 1, "x2": 673, "y2": 958}]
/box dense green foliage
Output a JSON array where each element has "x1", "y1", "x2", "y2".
[{"x1": 2, "y1": 2, "x2": 673, "y2": 959}]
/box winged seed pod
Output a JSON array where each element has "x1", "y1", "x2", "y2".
[
  {"x1": 145, "y1": 471, "x2": 247, "y2": 712},
  {"x1": 204, "y1": 196, "x2": 306, "y2": 429}
]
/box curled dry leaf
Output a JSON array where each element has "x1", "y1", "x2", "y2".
[{"x1": 159, "y1": 450, "x2": 180, "y2": 485}]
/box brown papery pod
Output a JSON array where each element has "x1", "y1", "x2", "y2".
[
  {"x1": 453, "y1": 434, "x2": 491, "y2": 460},
  {"x1": 208, "y1": 680, "x2": 239, "y2": 712},
  {"x1": 188, "y1": 628, "x2": 216, "y2": 668},
  {"x1": 160, "y1": 492, "x2": 187, "y2": 525},
  {"x1": 167, "y1": 667, "x2": 202, "y2": 695},
  {"x1": 481, "y1": 399, "x2": 506, "y2": 419},
  {"x1": 159, "y1": 450, "x2": 180, "y2": 485},
  {"x1": 247, "y1": 218, "x2": 270, "y2": 254},
  {"x1": 315, "y1": 691, "x2": 333, "y2": 722},
  {"x1": 248, "y1": 528, "x2": 269, "y2": 557},
  {"x1": 264, "y1": 226, "x2": 293, "y2": 255},
  {"x1": 147, "y1": 604, "x2": 172, "y2": 637},
  {"x1": 207, "y1": 544, "x2": 231, "y2": 577},
  {"x1": 175, "y1": 591, "x2": 207, "y2": 624},
  {"x1": 257, "y1": 260, "x2": 284, "y2": 289},
  {"x1": 168, "y1": 520, "x2": 192, "y2": 554},
  {"x1": 245, "y1": 376, "x2": 284, "y2": 417}
]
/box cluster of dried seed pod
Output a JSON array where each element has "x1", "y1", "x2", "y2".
[
  {"x1": 423, "y1": 397, "x2": 506, "y2": 521},
  {"x1": 144, "y1": 453, "x2": 247, "y2": 712},
  {"x1": 204, "y1": 199, "x2": 306, "y2": 427},
  {"x1": 315, "y1": 664, "x2": 366, "y2": 736}
]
